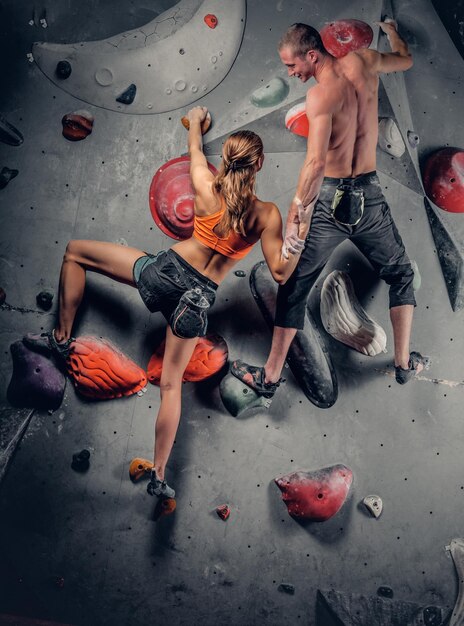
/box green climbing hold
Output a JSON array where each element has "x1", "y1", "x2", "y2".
[
  {"x1": 219, "y1": 372, "x2": 271, "y2": 417},
  {"x1": 250, "y1": 77, "x2": 289, "y2": 108}
]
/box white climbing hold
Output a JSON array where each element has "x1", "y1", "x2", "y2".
[
  {"x1": 363, "y1": 494, "x2": 383, "y2": 518},
  {"x1": 320, "y1": 270, "x2": 387, "y2": 356},
  {"x1": 448, "y1": 538, "x2": 464, "y2": 625},
  {"x1": 378, "y1": 117, "x2": 405, "y2": 158}
]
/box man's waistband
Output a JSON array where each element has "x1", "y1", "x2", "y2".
[{"x1": 322, "y1": 171, "x2": 378, "y2": 186}]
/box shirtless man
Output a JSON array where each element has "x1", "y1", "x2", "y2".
[{"x1": 232, "y1": 20, "x2": 429, "y2": 398}]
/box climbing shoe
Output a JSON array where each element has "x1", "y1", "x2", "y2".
[
  {"x1": 395, "y1": 351, "x2": 431, "y2": 385},
  {"x1": 230, "y1": 359, "x2": 284, "y2": 399},
  {"x1": 23, "y1": 329, "x2": 75, "y2": 360},
  {"x1": 147, "y1": 469, "x2": 176, "y2": 499}
]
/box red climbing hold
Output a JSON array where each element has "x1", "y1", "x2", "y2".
[
  {"x1": 275, "y1": 464, "x2": 353, "y2": 521},
  {"x1": 423, "y1": 148, "x2": 464, "y2": 213},
  {"x1": 147, "y1": 333, "x2": 228, "y2": 385},
  {"x1": 285, "y1": 102, "x2": 309, "y2": 138},
  {"x1": 204, "y1": 14, "x2": 218, "y2": 29},
  {"x1": 149, "y1": 156, "x2": 217, "y2": 240},
  {"x1": 320, "y1": 19, "x2": 373, "y2": 58},
  {"x1": 216, "y1": 504, "x2": 230, "y2": 520},
  {"x1": 61, "y1": 110, "x2": 94, "y2": 141}
]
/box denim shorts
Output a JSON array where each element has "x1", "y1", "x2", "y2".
[
  {"x1": 275, "y1": 172, "x2": 416, "y2": 329},
  {"x1": 133, "y1": 249, "x2": 217, "y2": 336}
]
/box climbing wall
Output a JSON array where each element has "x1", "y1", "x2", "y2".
[{"x1": 1, "y1": 0, "x2": 463, "y2": 624}]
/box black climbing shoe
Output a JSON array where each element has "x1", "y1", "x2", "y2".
[
  {"x1": 395, "y1": 351, "x2": 431, "y2": 385},
  {"x1": 23, "y1": 330, "x2": 75, "y2": 361},
  {"x1": 147, "y1": 469, "x2": 176, "y2": 499},
  {"x1": 230, "y1": 359, "x2": 284, "y2": 399}
]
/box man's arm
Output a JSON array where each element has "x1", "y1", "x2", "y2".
[
  {"x1": 282, "y1": 87, "x2": 332, "y2": 257},
  {"x1": 374, "y1": 19, "x2": 413, "y2": 73}
]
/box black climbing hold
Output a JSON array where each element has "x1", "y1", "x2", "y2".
[
  {"x1": 0, "y1": 166, "x2": 19, "y2": 190},
  {"x1": 36, "y1": 290, "x2": 54, "y2": 311},
  {"x1": 116, "y1": 84, "x2": 137, "y2": 105},
  {"x1": 423, "y1": 605, "x2": 443, "y2": 626},
  {"x1": 71, "y1": 449, "x2": 90, "y2": 472},
  {"x1": 377, "y1": 586, "x2": 394, "y2": 598},
  {"x1": 0, "y1": 114, "x2": 24, "y2": 146},
  {"x1": 234, "y1": 270, "x2": 246, "y2": 277},
  {"x1": 278, "y1": 583, "x2": 295, "y2": 595},
  {"x1": 0, "y1": 287, "x2": 5, "y2": 306},
  {"x1": 56, "y1": 60, "x2": 72, "y2": 80},
  {"x1": 250, "y1": 261, "x2": 338, "y2": 408}
]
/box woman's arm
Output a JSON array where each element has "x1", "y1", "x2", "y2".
[
  {"x1": 186, "y1": 107, "x2": 215, "y2": 209},
  {"x1": 259, "y1": 203, "x2": 306, "y2": 285}
]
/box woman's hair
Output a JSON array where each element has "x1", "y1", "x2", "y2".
[
  {"x1": 278, "y1": 23, "x2": 327, "y2": 58},
  {"x1": 213, "y1": 130, "x2": 263, "y2": 237}
]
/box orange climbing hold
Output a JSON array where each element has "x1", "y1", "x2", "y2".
[
  {"x1": 147, "y1": 333, "x2": 228, "y2": 385},
  {"x1": 66, "y1": 335, "x2": 147, "y2": 400},
  {"x1": 154, "y1": 497, "x2": 177, "y2": 520},
  {"x1": 204, "y1": 14, "x2": 218, "y2": 29},
  {"x1": 129, "y1": 457, "x2": 153, "y2": 482}
]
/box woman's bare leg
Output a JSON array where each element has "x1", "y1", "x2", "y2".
[
  {"x1": 55, "y1": 240, "x2": 146, "y2": 342},
  {"x1": 153, "y1": 326, "x2": 198, "y2": 481}
]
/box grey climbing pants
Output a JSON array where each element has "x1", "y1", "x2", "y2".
[{"x1": 275, "y1": 171, "x2": 416, "y2": 330}]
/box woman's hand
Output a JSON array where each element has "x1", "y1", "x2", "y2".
[{"x1": 187, "y1": 106, "x2": 208, "y2": 124}]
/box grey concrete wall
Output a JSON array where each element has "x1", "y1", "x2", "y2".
[{"x1": 0, "y1": 1, "x2": 463, "y2": 624}]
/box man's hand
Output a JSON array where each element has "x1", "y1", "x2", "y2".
[{"x1": 375, "y1": 18, "x2": 398, "y2": 39}]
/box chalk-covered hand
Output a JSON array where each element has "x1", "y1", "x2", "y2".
[{"x1": 187, "y1": 106, "x2": 208, "y2": 124}]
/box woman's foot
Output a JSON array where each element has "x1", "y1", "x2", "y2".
[
  {"x1": 147, "y1": 469, "x2": 176, "y2": 499},
  {"x1": 23, "y1": 329, "x2": 75, "y2": 360}
]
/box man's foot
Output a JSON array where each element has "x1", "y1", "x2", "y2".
[
  {"x1": 395, "y1": 351, "x2": 431, "y2": 385},
  {"x1": 147, "y1": 469, "x2": 176, "y2": 499},
  {"x1": 230, "y1": 359, "x2": 283, "y2": 399},
  {"x1": 23, "y1": 329, "x2": 75, "y2": 360}
]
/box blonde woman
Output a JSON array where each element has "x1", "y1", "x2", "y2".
[{"x1": 24, "y1": 106, "x2": 310, "y2": 500}]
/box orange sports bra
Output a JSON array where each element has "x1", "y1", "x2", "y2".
[{"x1": 193, "y1": 208, "x2": 255, "y2": 260}]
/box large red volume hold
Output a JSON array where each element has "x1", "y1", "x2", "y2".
[
  {"x1": 320, "y1": 20, "x2": 373, "y2": 58},
  {"x1": 275, "y1": 464, "x2": 353, "y2": 521},
  {"x1": 423, "y1": 148, "x2": 464, "y2": 213}
]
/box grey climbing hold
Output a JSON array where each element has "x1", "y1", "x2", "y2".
[
  {"x1": 410, "y1": 259, "x2": 421, "y2": 291},
  {"x1": 234, "y1": 270, "x2": 246, "y2": 277},
  {"x1": 424, "y1": 198, "x2": 464, "y2": 311},
  {"x1": 363, "y1": 494, "x2": 383, "y2": 518},
  {"x1": 56, "y1": 60, "x2": 72, "y2": 79},
  {"x1": 448, "y1": 538, "x2": 464, "y2": 626},
  {"x1": 36, "y1": 289, "x2": 54, "y2": 311},
  {"x1": 407, "y1": 130, "x2": 420, "y2": 148},
  {"x1": 278, "y1": 583, "x2": 295, "y2": 595},
  {"x1": 0, "y1": 167, "x2": 19, "y2": 190},
  {"x1": 116, "y1": 83, "x2": 137, "y2": 105},
  {"x1": 320, "y1": 271, "x2": 387, "y2": 356},
  {"x1": 378, "y1": 117, "x2": 405, "y2": 158}
]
